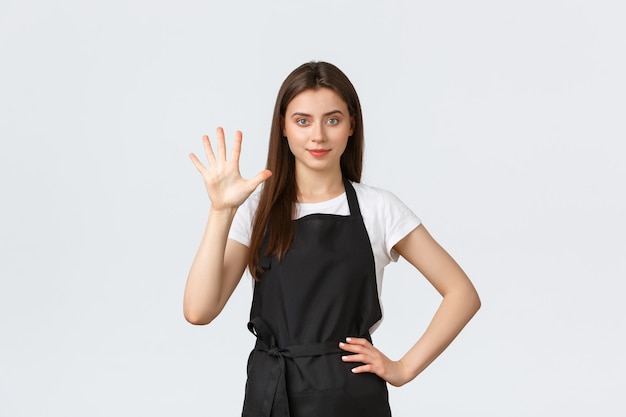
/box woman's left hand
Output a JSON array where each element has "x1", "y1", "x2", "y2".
[{"x1": 339, "y1": 338, "x2": 410, "y2": 387}]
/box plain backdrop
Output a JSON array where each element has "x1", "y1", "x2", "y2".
[{"x1": 1, "y1": 1, "x2": 625, "y2": 416}]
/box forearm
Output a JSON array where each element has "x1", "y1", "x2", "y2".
[
  {"x1": 399, "y1": 285, "x2": 481, "y2": 383},
  {"x1": 339, "y1": 284, "x2": 480, "y2": 387},
  {"x1": 183, "y1": 207, "x2": 238, "y2": 324}
]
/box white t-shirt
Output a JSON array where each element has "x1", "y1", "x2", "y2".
[{"x1": 229, "y1": 182, "x2": 421, "y2": 332}]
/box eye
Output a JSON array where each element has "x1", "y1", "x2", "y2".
[
  {"x1": 327, "y1": 117, "x2": 339, "y2": 125},
  {"x1": 296, "y1": 118, "x2": 308, "y2": 126}
]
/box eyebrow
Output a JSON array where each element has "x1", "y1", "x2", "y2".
[{"x1": 290, "y1": 110, "x2": 345, "y2": 118}]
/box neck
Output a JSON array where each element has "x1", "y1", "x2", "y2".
[{"x1": 295, "y1": 167, "x2": 344, "y2": 203}]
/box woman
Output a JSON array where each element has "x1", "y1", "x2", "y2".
[{"x1": 184, "y1": 61, "x2": 480, "y2": 417}]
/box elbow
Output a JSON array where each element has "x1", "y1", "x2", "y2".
[
  {"x1": 184, "y1": 315, "x2": 213, "y2": 326},
  {"x1": 450, "y1": 284, "x2": 481, "y2": 316},
  {"x1": 470, "y1": 288, "x2": 481, "y2": 314},
  {"x1": 474, "y1": 295, "x2": 482, "y2": 314},
  {"x1": 183, "y1": 307, "x2": 218, "y2": 326}
]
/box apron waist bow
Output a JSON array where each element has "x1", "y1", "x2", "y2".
[{"x1": 246, "y1": 317, "x2": 344, "y2": 417}]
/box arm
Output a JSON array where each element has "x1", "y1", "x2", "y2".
[
  {"x1": 183, "y1": 128, "x2": 271, "y2": 325},
  {"x1": 339, "y1": 224, "x2": 480, "y2": 386},
  {"x1": 183, "y1": 211, "x2": 248, "y2": 325}
]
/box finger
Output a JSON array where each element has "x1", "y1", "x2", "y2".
[
  {"x1": 350, "y1": 364, "x2": 374, "y2": 374},
  {"x1": 248, "y1": 169, "x2": 272, "y2": 189},
  {"x1": 338, "y1": 342, "x2": 361, "y2": 354},
  {"x1": 230, "y1": 130, "x2": 243, "y2": 165},
  {"x1": 202, "y1": 135, "x2": 217, "y2": 164},
  {"x1": 339, "y1": 340, "x2": 369, "y2": 354},
  {"x1": 339, "y1": 342, "x2": 357, "y2": 353},
  {"x1": 216, "y1": 127, "x2": 227, "y2": 161},
  {"x1": 345, "y1": 337, "x2": 371, "y2": 346},
  {"x1": 189, "y1": 153, "x2": 208, "y2": 174},
  {"x1": 341, "y1": 353, "x2": 368, "y2": 363}
]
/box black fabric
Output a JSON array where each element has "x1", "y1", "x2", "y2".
[{"x1": 242, "y1": 179, "x2": 391, "y2": 417}]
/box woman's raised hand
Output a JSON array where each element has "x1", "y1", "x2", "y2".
[{"x1": 189, "y1": 127, "x2": 272, "y2": 211}]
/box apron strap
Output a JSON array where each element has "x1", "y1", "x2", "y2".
[{"x1": 343, "y1": 178, "x2": 362, "y2": 218}]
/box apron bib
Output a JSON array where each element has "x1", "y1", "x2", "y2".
[{"x1": 242, "y1": 179, "x2": 391, "y2": 417}]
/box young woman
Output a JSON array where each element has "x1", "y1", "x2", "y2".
[{"x1": 184, "y1": 62, "x2": 480, "y2": 417}]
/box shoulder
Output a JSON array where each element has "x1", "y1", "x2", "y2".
[
  {"x1": 352, "y1": 181, "x2": 389, "y2": 201},
  {"x1": 352, "y1": 182, "x2": 412, "y2": 212},
  {"x1": 352, "y1": 181, "x2": 422, "y2": 262}
]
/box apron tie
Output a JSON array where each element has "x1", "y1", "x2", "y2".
[
  {"x1": 267, "y1": 347, "x2": 283, "y2": 357},
  {"x1": 246, "y1": 317, "x2": 344, "y2": 417}
]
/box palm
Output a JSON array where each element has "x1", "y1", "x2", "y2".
[{"x1": 190, "y1": 128, "x2": 271, "y2": 210}]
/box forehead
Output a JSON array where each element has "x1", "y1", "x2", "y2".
[{"x1": 286, "y1": 88, "x2": 348, "y2": 114}]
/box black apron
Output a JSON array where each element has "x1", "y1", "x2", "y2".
[{"x1": 242, "y1": 179, "x2": 392, "y2": 417}]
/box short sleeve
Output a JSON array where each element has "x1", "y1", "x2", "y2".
[
  {"x1": 382, "y1": 189, "x2": 421, "y2": 262},
  {"x1": 228, "y1": 193, "x2": 260, "y2": 247}
]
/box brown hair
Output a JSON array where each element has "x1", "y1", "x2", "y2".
[{"x1": 248, "y1": 61, "x2": 365, "y2": 279}]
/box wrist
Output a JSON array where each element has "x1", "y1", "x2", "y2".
[
  {"x1": 396, "y1": 358, "x2": 420, "y2": 385},
  {"x1": 209, "y1": 205, "x2": 238, "y2": 216},
  {"x1": 207, "y1": 206, "x2": 238, "y2": 227}
]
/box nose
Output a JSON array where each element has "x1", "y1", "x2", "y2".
[{"x1": 311, "y1": 123, "x2": 326, "y2": 143}]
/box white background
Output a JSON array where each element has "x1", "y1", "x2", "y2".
[{"x1": 1, "y1": 1, "x2": 625, "y2": 416}]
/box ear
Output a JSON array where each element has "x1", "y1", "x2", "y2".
[
  {"x1": 349, "y1": 116, "x2": 355, "y2": 136},
  {"x1": 281, "y1": 116, "x2": 286, "y2": 137}
]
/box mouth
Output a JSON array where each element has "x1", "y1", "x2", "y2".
[{"x1": 308, "y1": 149, "x2": 330, "y2": 158}]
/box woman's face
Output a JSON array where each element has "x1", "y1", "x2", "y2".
[{"x1": 282, "y1": 88, "x2": 354, "y2": 177}]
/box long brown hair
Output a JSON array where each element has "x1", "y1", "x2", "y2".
[{"x1": 248, "y1": 61, "x2": 365, "y2": 279}]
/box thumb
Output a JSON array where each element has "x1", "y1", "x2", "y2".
[{"x1": 248, "y1": 169, "x2": 272, "y2": 189}]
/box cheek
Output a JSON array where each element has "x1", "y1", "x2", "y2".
[
  {"x1": 283, "y1": 124, "x2": 297, "y2": 141},
  {"x1": 337, "y1": 138, "x2": 350, "y2": 156},
  {"x1": 284, "y1": 127, "x2": 307, "y2": 145},
  {"x1": 285, "y1": 137, "x2": 297, "y2": 155}
]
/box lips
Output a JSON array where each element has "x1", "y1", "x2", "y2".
[{"x1": 308, "y1": 149, "x2": 330, "y2": 158}]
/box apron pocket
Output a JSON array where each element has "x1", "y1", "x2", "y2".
[{"x1": 343, "y1": 372, "x2": 392, "y2": 417}]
